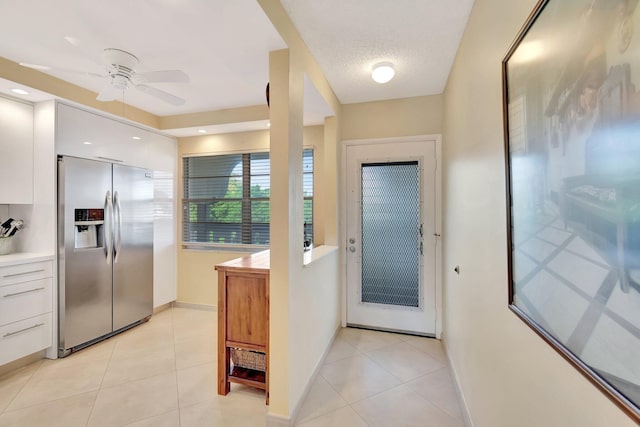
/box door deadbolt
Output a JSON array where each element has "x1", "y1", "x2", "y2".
[{"x1": 349, "y1": 237, "x2": 356, "y2": 244}]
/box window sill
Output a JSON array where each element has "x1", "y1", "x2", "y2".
[{"x1": 181, "y1": 242, "x2": 269, "y2": 253}]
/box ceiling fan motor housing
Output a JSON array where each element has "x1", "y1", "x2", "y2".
[{"x1": 103, "y1": 48, "x2": 139, "y2": 89}]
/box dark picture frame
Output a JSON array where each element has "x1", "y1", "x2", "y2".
[{"x1": 503, "y1": 0, "x2": 640, "y2": 422}]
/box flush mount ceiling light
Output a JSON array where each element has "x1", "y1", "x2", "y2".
[
  {"x1": 197, "y1": 129, "x2": 207, "y2": 134},
  {"x1": 371, "y1": 62, "x2": 395, "y2": 84},
  {"x1": 132, "y1": 136, "x2": 141, "y2": 140},
  {"x1": 11, "y1": 88, "x2": 29, "y2": 95}
]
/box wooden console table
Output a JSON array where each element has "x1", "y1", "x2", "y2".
[{"x1": 215, "y1": 250, "x2": 269, "y2": 403}]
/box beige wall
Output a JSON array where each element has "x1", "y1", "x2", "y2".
[
  {"x1": 176, "y1": 126, "x2": 323, "y2": 306},
  {"x1": 341, "y1": 95, "x2": 443, "y2": 140},
  {"x1": 441, "y1": 0, "x2": 637, "y2": 426}
]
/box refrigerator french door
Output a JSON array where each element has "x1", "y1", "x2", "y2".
[{"x1": 58, "y1": 156, "x2": 153, "y2": 357}]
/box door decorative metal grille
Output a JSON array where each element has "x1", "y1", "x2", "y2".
[{"x1": 360, "y1": 161, "x2": 421, "y2": 307}]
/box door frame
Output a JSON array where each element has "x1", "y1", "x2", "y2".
[{"x1": 340, "y1": 135, "x2": 443, "y2": 338}]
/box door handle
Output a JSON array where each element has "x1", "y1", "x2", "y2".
[
  {"x1": 349, "y1": 246, "x2": 356, "y2": 253},
  {"x1": 105, "y1": 191, "x2": 113, "y2": 265},
  {"x1": 113, "y1": 191, "x2": 122, "y2": 264}
]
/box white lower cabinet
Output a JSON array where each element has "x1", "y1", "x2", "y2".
[
  {"x1": 0, "y1": 313, "x2": 52, "y2": 366},
  {"x1": 0, "y1": 258, "x2": 54, "y2": 366}
]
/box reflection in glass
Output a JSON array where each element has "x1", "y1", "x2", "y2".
[{"x1": 506, "y1": 0, "x2": 640, "y2": 411}]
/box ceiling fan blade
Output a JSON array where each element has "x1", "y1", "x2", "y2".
[
  {"x1": 135, "y1": 70, "x2": 190, "y2": 84},
  {"x1": 134, "y1": 84, "x2": 185, "y2": 106},
  {"x1": 96, "y1": 84, "x2": 121, "y2": 102}
]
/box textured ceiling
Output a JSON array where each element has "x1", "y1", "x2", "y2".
[
  {"x1": 0, "y1": 0, "x2": 286, "y2": 117},
  {"x1": 0, "y1": 0, "x2": 473, "y2": 133},
  {"x1": 281, "y1": 0, "x2": 475, "y2": 104}
]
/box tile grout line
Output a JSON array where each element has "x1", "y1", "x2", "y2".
[
  {"x1": 84, "y1": 337, "x2": 118, "y2": 427},
  {"x1": 300, "y1": 342, "x2": 371, "y2": 427},
  {"x1": 0, "y1": 359, "x2": 44, "y2": 416},
  {"x1": 311, "y1": 331, "x2": 462, "y2": 426},
  {"x1": 170, "y1": 308, "x2": 184, "y2": 427}
]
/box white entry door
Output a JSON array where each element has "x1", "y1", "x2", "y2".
[{"x1": 346, "y1": 139, "x2": 439, "y2": 336}]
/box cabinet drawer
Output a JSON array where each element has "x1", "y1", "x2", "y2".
[
  {"x1": 0, "y1": 313, "x2": 52, "y2": 366},
  {"x1": 0, "y1": 261, "x2": 53, "y2": 286},
  {"x1": 0, "y1": 278, "x2": 53, "y2": 325}
]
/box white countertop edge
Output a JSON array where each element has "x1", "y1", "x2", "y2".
[
  {"x1": 0, "y1": 252, "x2": 55, "y2": 267},
  {"x1": 303, "y1": 245, "x2": 339, "y2": 266}
]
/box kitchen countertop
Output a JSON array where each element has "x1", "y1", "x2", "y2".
[
  {"x1": 214, "y1": 245, "x2": 339, "y2": 273},
  {"x1": 215, "y1": 250, "x2": 270, "y2": 273},
  {"x1": 0, "y1": 252, "x2": 55, "y2": 267}
]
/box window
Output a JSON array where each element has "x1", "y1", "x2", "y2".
[{"x1": 183, "y1": 149, "x2": 313, "y2": 246}]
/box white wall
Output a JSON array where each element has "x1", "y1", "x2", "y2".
[
  {"x1": 289, "y1": 248, "x2": 340, "y2": 418},
  {"x1": 442, "y1": 0, "x2": 638, "y2": 426}
]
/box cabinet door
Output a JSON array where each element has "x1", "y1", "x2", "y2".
[
  {"x1": 226, "y1": 273, "x2": 267, "y2": 347},
  {"x1": 0, "y1": 96, "x2": 33, "y2": 204}
]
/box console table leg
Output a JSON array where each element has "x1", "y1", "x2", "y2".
[{"x1": 218, "y1": 346, "x2": 231, "y2": 395}]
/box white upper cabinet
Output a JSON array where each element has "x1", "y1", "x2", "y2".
[
  {"x1": 0, "y1": 96, "x2": 34, "y2": 204},
  {"x1": 55, "y1": 103, "x2": 175, "y2": 171}
]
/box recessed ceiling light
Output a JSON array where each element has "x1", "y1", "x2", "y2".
[
  {"x1": 372, "y1": 62, "x2": 395, "y2": 84},
  {"x1": 197, "y1": 129, "x2": 207, "y2": 134},
  {"x1": 132, "y1": 136, "x2": 141, "y2": 140},
  {"x1": 19, "y1": 62, "x2": 50, "y2": 70},
  {"x1": 11, "y1": 88, "x2": 29, "y2": 95},
  {"x1": 266, "y1": 122, "x2": 271, "y2": 128},
  {"x1": 83, "y1": 141, "x2": 92, "y2": 145}
]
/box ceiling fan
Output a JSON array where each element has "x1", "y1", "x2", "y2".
[{"x1": 22, "y1": 47, "x2": 190, "y2": 106}]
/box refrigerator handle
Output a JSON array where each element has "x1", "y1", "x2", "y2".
[
  {"x1": 114, "y1": 191, "x2": 123, "y2": 264},
  {"x1": 105, "y1": 190, "x2": 114, "y2": 265}
]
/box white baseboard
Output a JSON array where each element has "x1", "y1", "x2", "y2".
[
  {"x1": 172, "y1": 301, "x2": 217, "y2": 311},
  {"x1": 442, "y1": 337, "x2": 474, "y2": 427},
  {"x1": 266, "y1": 324, "x2": 342, "y2": 427},
  {"x1": 266, "y1": 412, "x2": 290, "y2": 427},
  {"x1": 153, "y1": 302, "x2": 173, "y2": 314},
  {"x1": 289, "y1": 324, "x2": 341, "y2": 425}
]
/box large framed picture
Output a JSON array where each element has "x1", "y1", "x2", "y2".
[{"x1": 503, "y1": 0, "x2": 640, "y2": 421}]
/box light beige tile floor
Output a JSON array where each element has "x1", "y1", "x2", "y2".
[{"x1": 0, "y1": 307, "x2": 465, "y2": 427}]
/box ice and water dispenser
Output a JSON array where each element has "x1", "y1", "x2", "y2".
[{"x1": 74, "y1": 208, "x2": 104, "y2": 249}]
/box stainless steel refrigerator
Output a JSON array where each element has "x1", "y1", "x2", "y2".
[{"x1": 57, "y1": 155, "x2": 153, "y2": 357}]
